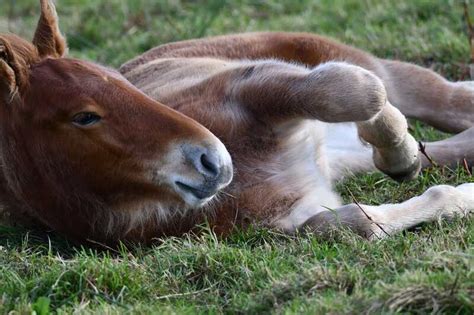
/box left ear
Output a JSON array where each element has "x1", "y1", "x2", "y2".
[
  {"x1": 32, "y1": 0, "x2": 67, "y2": 58},
  {"x1": 0, "y1": 58, "x2": 17, "y2": 104},
  {"x1": 0, "y1": 39, "x2": 23, "y2": 104}
]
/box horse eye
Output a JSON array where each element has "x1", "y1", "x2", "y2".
[{"x1": 72, "y1": 112, "x2": 102, "y2": 127}]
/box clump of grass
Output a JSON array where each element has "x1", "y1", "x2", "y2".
[{"x1": 376, "y1": 284, "x2": 472, "y2": 314}]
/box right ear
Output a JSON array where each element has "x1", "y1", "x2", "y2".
[{"x1": 32, "y1": 0, "x2": 67, "y2": 58}]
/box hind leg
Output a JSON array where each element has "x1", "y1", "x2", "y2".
[
  {"x1": 302, "y1": 183, "x2": 474, "y2": 239},
  {"x1": 421, "y1": 127, "x2": 474, "y2": 169},
  {"x1": 379, "y1": 60, "x2": 474, "y2": 134}
]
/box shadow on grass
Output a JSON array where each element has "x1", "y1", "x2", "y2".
[{"x1": 0, "y1": 224, "x2": 79, "y2": 257}]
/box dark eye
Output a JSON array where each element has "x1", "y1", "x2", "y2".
[{"x1": 72, "y1": 112, "x2": 101, "y2": 127}]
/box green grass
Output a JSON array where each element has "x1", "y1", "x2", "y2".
[{"x1": 0, "y1": 0, "x2": 473, "y2": 314}]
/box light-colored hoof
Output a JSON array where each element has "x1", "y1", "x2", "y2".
[
  {"x1": 373, "y1": 133, "x2": 421, "y2": 182},
  {"x1": 457, "y1": 183, "x2": 474, "y2": 210}
]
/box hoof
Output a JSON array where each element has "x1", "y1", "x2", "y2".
[
  {"x1": 373, "y1": 133, "x2": 421, "y2": 182},
  {"x1": 384, "y1": 156, "x2": 422, "y2": 182}
]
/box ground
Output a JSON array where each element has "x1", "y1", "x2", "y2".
[{"x1": 0, "y1": 0, "x2": 473, "y2": 314}]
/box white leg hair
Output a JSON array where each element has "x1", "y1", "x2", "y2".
[
  {"x1": 304, "y1": 62, "x2": 421, "y2": 181},
  {"x1": 301, "y1": 183, "x2": 474, "y2": 239},
  {"x1": 356, "y1": 99, "x2": 420, "y2": 181}
]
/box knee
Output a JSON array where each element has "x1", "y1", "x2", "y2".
[
  {"x1": 424, "y1": 185, "x2": 457, "y2": 199},
  {"x1": 310, "y1": 62, "x2": 387, "y2": 121},
  {"x1": 352, "y1": 66, "x2": 387, "y2": 119}
]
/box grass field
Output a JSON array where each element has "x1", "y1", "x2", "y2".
[{"x1": 0, "y1": 0, "x2": 473, "y2": 314}]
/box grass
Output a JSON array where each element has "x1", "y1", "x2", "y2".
[{"x1": 0, "y1": 0, "x2": 473, "y2": 314}]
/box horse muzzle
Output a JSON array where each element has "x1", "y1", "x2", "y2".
[{"x1": 171, "y1": 140, "x2": 233, "y2": 207}]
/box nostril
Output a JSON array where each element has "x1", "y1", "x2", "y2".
[
  {"x1": 200, "y1": 153, "x2": 220, "y2": 178},
  {"x1": 182, "y1": 144, "x2": 224, "y2": 180}
]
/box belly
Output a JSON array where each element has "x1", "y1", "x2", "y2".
[
  {"x1": 263, "y1": 120, "x2": 342, "y2": 230},
  {"x1": 272, "y1": 121, "x2": 377, "y2": 231},
  {"x1": 325, "y1": 122, "x2": 376, "y2": 181}
]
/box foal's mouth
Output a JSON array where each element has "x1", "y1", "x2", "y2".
[
  {"x1": 155, "y1": 141, "x2": 233, "y2": 208},
  {"x1": 172, "y1": 170, "x2": 232, "y2": 207},
  {"x1": 175, "y1": 181, "x2": 217, "y2": 200}
]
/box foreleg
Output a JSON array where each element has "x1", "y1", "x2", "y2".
[
  {"x1": 302, "y1": 183, "x2": 474, "y2": 239},
  {"x1": 228, "y1": 61, "x2": 420, "y2": 180}
]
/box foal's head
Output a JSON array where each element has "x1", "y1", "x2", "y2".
[{"x1": 0, "y1": 0, "x2": 232, "y2": 240}]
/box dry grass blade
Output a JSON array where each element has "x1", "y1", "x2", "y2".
[
  {"x1": 155, "y1": 286, "x2": 214, "y2": 300},
  {"x1": 462, "y1": 158, "x2": 472, "y2": 176},
  {"x1": 380, "y1": 284, "x2": 470, "y2": 314},
  {"x1": 418, "y1": 141, "x2": 437, "y2": 167},
  {"x1": 347, "y1": 189, "x2": 390, "y2": 238},
  {"x1": 86, "y1": 239, "x2": 121, "y2": 254}
]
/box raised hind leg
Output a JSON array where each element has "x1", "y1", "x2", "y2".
[{"x1": 302, "y1": 183, "x2": 474, "y2": 239}]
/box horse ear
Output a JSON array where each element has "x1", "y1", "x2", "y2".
[
  {"x1": 32, "y1": 0, "x2": 67, "y2": 58},
  {"x1": 0, "y1": 41, "x2": 19, "y2": 104}
]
